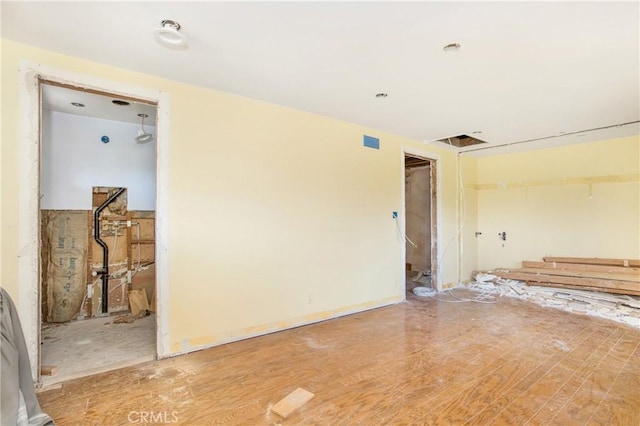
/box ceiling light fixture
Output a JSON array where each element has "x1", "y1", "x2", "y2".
[
  {"x1": 375, "y1": 93, "x2": 388, "y2": 98},
  {"x1": 154, "y1": 19, "x2": 188, "y2": 50},
  {"x1": 443, "y1": 43, "x2": 461, "y2": 52},
  {"x1": 135, "y1": 113, "x2": 153, "y2": 143},
  {"x1": 112, "y1": 100, "x2": 130, "y2": 106},
  {"x1": 71, "y1": 102, "x2": 85, "y2": 107}
]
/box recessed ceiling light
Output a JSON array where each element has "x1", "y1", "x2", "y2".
[
  {"x1": 471, "y1": 130, "x2": 482, "y2": 135},
  {"x1": 375, "y1": 93, "x2": 388, "y2": 98},
  {"x1": 71, "y1": 102, "x2": 85, "y2": 107},
  {"x1": 154, "y1": 19, "x2": 188, "y2": 50},
  {"x1": 112, "y1": 100, "x2": 130, "y2": 106},
  {"x1": 443, "y1": 43, "x2": 461, "y2": 52}
]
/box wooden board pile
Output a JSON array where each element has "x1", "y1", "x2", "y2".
[
  {"x1": 488, "y1": 257, "x2": 640, "y2": 296},
  {"x1": 471, "y1": 259, "x2": 640, "y2": 327}
]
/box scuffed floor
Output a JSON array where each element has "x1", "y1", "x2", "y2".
[
  {"x1": 40, "y1": 313, "x2": 155, "y2": 387},
  {"x1": 37, "y1": 292, "x2": 640, "y2": 425}
]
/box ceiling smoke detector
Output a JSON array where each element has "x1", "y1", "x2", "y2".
[{"x1": 154, "y1": 19, "x2": 188, "y2": 50}]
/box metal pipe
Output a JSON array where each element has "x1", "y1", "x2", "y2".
[{"x1": 93, "y1": 188, "x2": 126, "y2": 314}]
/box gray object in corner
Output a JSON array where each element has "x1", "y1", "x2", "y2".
[{"x1": 0, "y1": 288, "x2": 54, "y2": 426}]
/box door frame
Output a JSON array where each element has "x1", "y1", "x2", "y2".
[
  {"x1": 401, "y1": 147, "x2": 441, "y2": 292},
  {"x1": 18, "y1": 60, "x2": 171, "y2": 381}
]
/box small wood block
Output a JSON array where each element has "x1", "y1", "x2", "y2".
[
  {"x1": 271, "y1": 387, "x2": 314, "y2": 418},
  {"x1": 41, "y1": 365, "x2": 59, "y2": 376}
]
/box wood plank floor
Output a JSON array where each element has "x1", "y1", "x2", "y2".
[{"x1": 37, "y1": 289, "x2": 640, "y2": 425}]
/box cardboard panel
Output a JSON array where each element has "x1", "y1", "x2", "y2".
[
  {"x1": 131, "y1": 265, "x2": 156, "y2": 306},
  {"x1": 135, "y1": 218, "x2": 155, "y2": 241}
]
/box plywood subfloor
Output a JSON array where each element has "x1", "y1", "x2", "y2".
[
  {"x1": 37, "y1": 293, "x2": 639, "y2": 424},
  {"x1": 40, "y1": 314, "x2": 155, "y2": 387}
]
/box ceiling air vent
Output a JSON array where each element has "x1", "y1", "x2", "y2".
[{"x1": 437, "y1": 134, "x2": 487, "y2": 148}]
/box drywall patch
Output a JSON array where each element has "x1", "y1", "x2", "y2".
[{"x1": 363, "y1": 135, "x2": 380, "y2": 149}]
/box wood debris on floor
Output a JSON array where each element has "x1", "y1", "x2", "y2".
[
  {"x1": 471, "y1": 259, "x2": 640, "y2": 328},
  {"x1": 40, "y1": 365, "x2": 59, "y2": 376},
  {"x1": 113, "y1": 314, "x2": 137, "y2": 324},
  {"x1": 271, "y1": 387, "x2": 315, "y2": 419},
  {"x1": 112, "y1": 309, "x2": 151, "y2": 324},
  {"x1": 483, "y1": 257, "x2": 640, "y2": 296}
]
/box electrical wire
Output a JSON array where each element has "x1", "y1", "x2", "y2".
[
  {"x1": 433, "y1": 288, "x2": 498, "y2": 304},
  {"x1": 110, "y1": 222, "x2": 143, "y2": 294},
  {"x1": 108, "y1": 222, "x2": 119, "y2": 264},
  {"x1": 395, "y1": 216, "x2": 418, "y2": 248},
  {"x1": 404, "y1": 145, "x2": 468, "y2": 290},
  {"x1": 105, "y1": 221, "x2": 127, "y2": 301},
  {"x1": 77, "y1": 277, "x2": 101, "y2": 318},
  {"x1": 132, "y1": 222, "x2": 142, "y2": 278}
]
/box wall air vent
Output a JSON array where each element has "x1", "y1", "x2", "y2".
[{"x1": 437, "y1": 134, "x2": 487, "y2": 148}]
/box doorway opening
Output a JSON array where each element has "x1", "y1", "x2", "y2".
[
  {"x1": 404, "y1": 154, "x2": 438, "y2": 294},
  {"x1": 38, "y1": 80, "x2": 158, "y2": 385}
]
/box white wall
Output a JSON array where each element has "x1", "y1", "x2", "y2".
[{"x1": 41, "y1": 110, "x2": 156, "y2": 210}]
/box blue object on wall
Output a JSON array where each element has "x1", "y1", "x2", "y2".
[
  {"x1": 101, "y1": 135, "x2": 110, "y2": 144},
  {"x1": 363, "y1": 135, "x2": 380, "y2": 149}
]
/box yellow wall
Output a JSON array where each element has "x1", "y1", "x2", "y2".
[
  {"x1": 472, "y1": 136, "x2": 640, "y2": 271},
  {"x1": 460, "y1": 155, "x2": 478, "y2": 281},
  {"x1": 1, "y1": 40, "x2": 461, "y2": 354}
]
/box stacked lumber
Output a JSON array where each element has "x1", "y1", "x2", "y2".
[{"x1": 489, "y1": 257, "x2": 640, "y2": 296}]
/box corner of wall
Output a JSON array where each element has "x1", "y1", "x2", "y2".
[{"x1": 459, "y1": 155, "x2": 479, "y2": 282}]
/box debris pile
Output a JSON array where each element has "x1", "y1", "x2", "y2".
[{"x1": 470, "y1": 272, "x2": 640, "y2": 328}]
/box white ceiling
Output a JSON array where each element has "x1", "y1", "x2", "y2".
[
  {"x1": 42, "y1": 84, "x2": 157, "y2": 126},
  {"x1": 2, "y1": 1, "x2": 639, "y2": 155}
]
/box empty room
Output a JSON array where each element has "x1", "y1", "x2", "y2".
[{"x1": 0, "y1": 1, "x2": 638, "y2": 425}]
